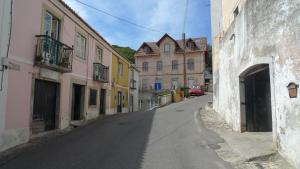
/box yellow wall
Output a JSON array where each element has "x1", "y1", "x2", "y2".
[{"x1": 110, "y1": 53, "x2": 129, "y2": 110}]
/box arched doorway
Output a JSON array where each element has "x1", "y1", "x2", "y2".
[{"x1": 239, "y1": 64, "x2": 272, "y2": 132}]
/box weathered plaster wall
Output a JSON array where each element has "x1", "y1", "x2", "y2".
[
  {"x1": 0, "y1": 0, "x2": 12, "y2": 152},
  {"x1": 212, "y1": 0, "x2": 300, "y2": 167}
]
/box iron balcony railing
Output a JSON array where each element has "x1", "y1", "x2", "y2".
[
  {"x1": 130, "y1": 79, "x2": 137, "y2": 89},
  {"x1": 93, "y1": 63, "x2": 109, "y2": 83},
  {"x1": 35, "y1": 35, "x2": 73, "y2": 72}
]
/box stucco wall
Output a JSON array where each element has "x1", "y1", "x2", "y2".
[
  {"x1": 212, "y1": 0, "x2": 300, "y2": 167},
  {"x1": 0, "y1": 0, "x2": 114, "y2": 152},
  {"x1": 0, "y1": 0, "x2": 12, "y2": 152}
]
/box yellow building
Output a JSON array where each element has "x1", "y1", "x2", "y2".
[{"x1": 110, "y1": 52, "x2": 130, "y2": 113}]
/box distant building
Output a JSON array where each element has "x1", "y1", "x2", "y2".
[
  {"x1": 211, "y1": 0, "x2": 300, "y2": 167},
  {"x1": 135, "y1": 34, "x2": 207, "y2": 91},
  {"x1": 129, "y1": 65, "x2": 140, "y2": 112}
]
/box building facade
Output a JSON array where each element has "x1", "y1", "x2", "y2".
[
  {"x1": 129, "y1": 65, "x2": 140, "y2": 112},
  {"x1": 110, "y1": 52, "x2": 130, "y2": 113},
  {"x1": 211, "y1": 0, "x2": 300, "y2": 167},
  {"x1": 0, "y1": 0, "x2": 12, "y2": 152},
  {"x1": 0, "y1": 0, "x2": 123, "y2": 152},
  {"x1": 135, "y1": 34, "x2": 207, "y2": 91}
]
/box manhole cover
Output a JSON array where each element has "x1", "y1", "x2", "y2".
[{"x1": 176, "y1": 110, "x2": 184, "y2": 112}]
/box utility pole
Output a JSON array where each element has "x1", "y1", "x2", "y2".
[{"x1": 182, "y1": 33, "x2": 187, "y2": 97}]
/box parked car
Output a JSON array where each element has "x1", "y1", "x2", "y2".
[{"x1": 189, "y1": 86, "x2": 205, "y2": 96}]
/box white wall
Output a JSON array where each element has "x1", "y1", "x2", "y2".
[
  {"x1": 0, "y1": 0, "x2": 11, "y2": 150},
  {"x1": 212, "y1": 0, "x2": 300, "y2": 167}
]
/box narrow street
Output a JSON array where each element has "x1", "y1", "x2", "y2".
[{"x1": 0, "y1": 95, "x2": 232, "y2": 169}]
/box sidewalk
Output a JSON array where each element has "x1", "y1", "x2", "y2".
[{"x1": 197, "y1": 103, "x2": 294, "y2": 169}]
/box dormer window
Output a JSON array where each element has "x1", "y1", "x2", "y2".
[
  {"x1": 164, "y1": 43, "x2": 171, "y2": 53},
  {"x1": 187, "y1": 41, "x2": 195, "y2": 49},
  {"x1": 144, "y1": 46, "x2": 151, "y2": 54}
]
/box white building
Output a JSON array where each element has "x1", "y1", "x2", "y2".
[
  {"x1": 0, "y1": 0, "x2": 12, "y2": 151},
  {"x1": 129, "y1": 65, "x2": 140, "y2": 112},
  {"x1": 211, "y1": 0, "x2": 300, "y2": 167}
]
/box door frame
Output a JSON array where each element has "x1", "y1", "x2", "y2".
[
  {"x1": 99, "y1": 89, "x2": 106, "y2": 115},
  {"x1": 117, "y1": 91, "x2": 122, "y2": 113},
  {"x1": 30, "y1": 78, "x2": 60, "y2": 135},
  {"x1": 71, "y1": 83, "x2": 85, "y2": 121}
]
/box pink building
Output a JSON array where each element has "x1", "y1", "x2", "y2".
[
  {"x1": 0, "y1": 0, "x2": 118, "y2": 151},
  {"x1": 135, "y1": 34, "x2": 207, "y2": 91}
]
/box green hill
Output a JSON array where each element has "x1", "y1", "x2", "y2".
[{"x1": 112, "y1": 45, "x2": 136, "y2": 64}]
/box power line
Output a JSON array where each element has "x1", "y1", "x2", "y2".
[{"x1": 72, "y1": 0, "x2": 181, "y2": 35}]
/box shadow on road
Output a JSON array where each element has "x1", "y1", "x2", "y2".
[{"x1": 0, "y1": 110, "x2": 156, "y2": 169}]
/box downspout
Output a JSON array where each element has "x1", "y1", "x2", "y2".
[
  {"x1": 271, "y1": 56, "x2": 278, "y2": 147},
  {"x1": 0, "y1": 0, "x2": 13, "y2": 91}
]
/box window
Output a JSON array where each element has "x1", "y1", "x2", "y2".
[
  {"x1": 75, "y1": 32, "x2": 86, "y2": 59},
  {"x1": 89, "y1": 89, "x2": 97, "y2": 106},
  {"x1": 164, "y1": 43, "x2": 171, "y2": 53},
  {"x1": 172, "y1": 60, "x2": 178, "y2": 70},
  {"x1": 157, "y1": 61, "x2": 163, "y2": 71},
  {"x1": 144, "y1": 46, "x2": 151, "y2": 54},
  {"x1": 187, "y1": 59, "x2": 194, "y2": 70},
  {"x1": 43, "y1": 11, "x2": 61, "y2": 40},
  {"x1": 171, "y1": 78, "x2": 179, "y2": 89},
  {"x1": 187, "y1": 42, "x2": 195, "y2": 49},
  {"x1": 118, "y1": 62, "x2": 123, "y2": 76},
  {"x1": 96, "y1": 46, "x2": 103, "y2": 63},
  {"x1": 142, "y1": 62, "x2": 148, "y2": 72}
]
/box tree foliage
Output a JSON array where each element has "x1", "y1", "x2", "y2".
[{"x1": 112, "y1": 45, "x2": 136, "y2": 63}]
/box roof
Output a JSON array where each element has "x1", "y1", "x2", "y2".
[
  {"x1": 56, "y1": 0, "x2": 130, "y2": 64},
  {"x1": 135, "y1": 34, "x2": 207, "y2": 57}
]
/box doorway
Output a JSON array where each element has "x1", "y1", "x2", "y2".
[
  {"x1": 99, "y1": 89, "x2": 106, "y2": 115},
  {"x1": 32, "y1": 79, "x2": 58, "y2": 134},
  {"x1": 240, "y1": 64, "x2": 272, "y2": 132},
  {"x1": 130, "y1": 94, "x2": 134, "y2": 112},
  {"x1": 117, "y1": 91, "x2": 122, "y2": 113},
  {"x1": 72, "y1": 84, "x2": 85, "y2": 121}
]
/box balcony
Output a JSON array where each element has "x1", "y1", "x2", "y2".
[
  {"x1": 35, "y1": 35, "x2": 73, "y2": 73},
  {"x1": 93, "y1": 63, "x2": 109, "y2": 83},
  {"x1": 130, "y1": 79, "x2": 137, "y2": 89}
]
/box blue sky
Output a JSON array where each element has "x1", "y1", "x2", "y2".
[{"x1": 64, "y1": 0, "x2": 211, "y2": 50}]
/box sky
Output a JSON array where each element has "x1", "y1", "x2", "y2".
[{"x1": 64, "y1": 0, "x2": 211, "y2": 50}]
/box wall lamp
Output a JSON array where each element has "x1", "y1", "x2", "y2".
[{"x1": 287, "y1": 82, "x2": 299, "y2": 98}]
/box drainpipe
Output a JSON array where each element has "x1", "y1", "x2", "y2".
[
  {"x1": 0, "y1": 0, "x2": 13, "y2": 91},
  {"x1": 271, "y1": 56, "x2": 278, "y2": 147}
]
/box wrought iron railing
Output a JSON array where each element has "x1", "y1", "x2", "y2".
[
  {"x1": 93, "y1": 63, "x2": 109, "y2": 83},
  {"x1": 35, "y1": 35, "x2": 73, "y2": 72},
  {"x1": 130, "y1": 79, "x2": 137, "y2": 89}
]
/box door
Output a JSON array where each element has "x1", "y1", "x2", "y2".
[
  {"x1": 99, "y1": 89, "x2": 106, "y2": 115},
  {"x1": 72, "y1": 84, "x2": 84, "y2": 120},
  {"x1": 117, "y1": 91, "x2": 122, "y2": 113},
  {"x1": 33, "y1": 80, "x2": 58, "y2": 133},
  {"x1": 130, "y1": 94, "x2": 134, "y2": 112}
]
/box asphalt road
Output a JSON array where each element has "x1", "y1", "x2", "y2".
[{"x1": 0, "y1": 94, "x2": 233, "y2": 169}]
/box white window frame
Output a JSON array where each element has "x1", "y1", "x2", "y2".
[
  {"x1": 75, "y1": 32, "x2": 86, "y2": 60},
  {"x1": 118, "y1": 62, "x2": 123, "y2": 76},
  {"x1": 164, "y1": 43, "x2": 171, "y2": 53},
  {"x1": 96, "y1": 46, "x2": 103, "y2": 63}
]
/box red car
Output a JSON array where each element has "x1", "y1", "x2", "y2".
[{"x1": 189, "y1": 86, "x2": 205, "y2": 96}]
